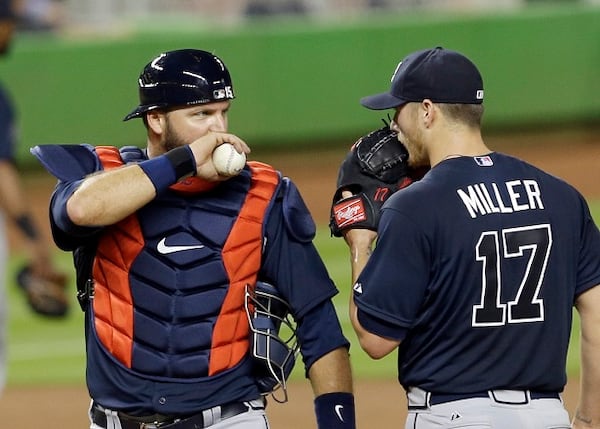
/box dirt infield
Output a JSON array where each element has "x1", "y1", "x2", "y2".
[
  {"x1": 0, "y1": 379, "x2": 584, "y2": 428},
  {"x1": 2, "y1": 127, "x2": 598, "y2": 428}
]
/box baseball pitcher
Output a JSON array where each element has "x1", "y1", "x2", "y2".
[{"x1": 331, "y1": 47, "x2": 600, "y2": 429}]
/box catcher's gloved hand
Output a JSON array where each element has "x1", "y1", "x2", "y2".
[
  {"x1": 329, "y1": 126, "x2": 412, "y2": 237},
  {"x1": 16, "y1": 264, "x2": 70, "y2": 318}
]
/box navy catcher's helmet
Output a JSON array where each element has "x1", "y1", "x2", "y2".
[{"x1": 123, "y1": 49, "x2": 235, "y2": 121}]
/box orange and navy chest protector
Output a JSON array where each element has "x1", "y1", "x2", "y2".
[
  {"x1": 32, "y1": 143, "x2": 350, "y2": 415},
  {"x1": 92, "y1": 146, "x2": 278, "y2": 378}
]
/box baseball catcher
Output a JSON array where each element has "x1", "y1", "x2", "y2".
[
  {"x1": 330, "y1": 125, "x2": 414, "y2": 237},
  {"x1": 31, "y1": 49, "x2": 356, "y2": 429}
]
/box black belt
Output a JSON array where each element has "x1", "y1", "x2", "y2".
[
  {"x1": 91, "y1": 401, "x2": 262, "y2": 429},
  {"x1": 429, "y1": 390, "x2": 560, "y2": 406}
]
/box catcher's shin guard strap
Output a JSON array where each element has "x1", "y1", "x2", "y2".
[{"x1": 315, "y1": 392, "x2": 356, "y2": 429}]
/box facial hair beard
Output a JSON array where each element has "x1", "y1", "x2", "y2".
[
  {"x1": 404, "y1": 123, "x2": 429, "y2": 169},
  {"x1": 163, "y1": 118, "x2": 189, "y2": 153}
]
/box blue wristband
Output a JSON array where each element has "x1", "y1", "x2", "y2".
[
  {"x1": 138, "y1": 146, "x2": 196, "y2": 194},
  {"x1": 314, "y1": 392, "x2": 356, "y2": 429}
]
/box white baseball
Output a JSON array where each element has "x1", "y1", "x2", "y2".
[{"x1": 212, "y1": 143, "x2": 247, "y2": 177}]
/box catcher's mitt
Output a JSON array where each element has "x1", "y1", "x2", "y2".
[
  {"x1": 16, "y1": 265, "x2": 70, "y2": 318},
  {"x1": 329, "y1": 126, "x2": 412, "y2": 237}
]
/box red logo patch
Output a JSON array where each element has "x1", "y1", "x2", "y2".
[{"x1": 334, "y1": 197, "x2": 366, "y2": 229}]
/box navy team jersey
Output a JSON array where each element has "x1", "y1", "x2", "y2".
[
  {"x1": 0, "y1": 0, "x2": 16, "y2": 161},
  {"x1": 0, "y1": 85, "x2": 16, "y2": 161},
  {"x1": 0, "y1": 0, "x2": 14, "y2": 18},
  {"x1": 354, "y1": 152, "x2": 600, "y2": 394}
]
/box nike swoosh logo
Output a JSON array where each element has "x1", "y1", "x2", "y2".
[
  {"x1": 157, "y1": 237, "x2": 205, "y2": 254},
  {"x1": 334, "y1": 405, "x2": 344, "y2": 422}
]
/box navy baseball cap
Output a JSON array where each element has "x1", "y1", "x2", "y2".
[{"x1": 360, "y1": 47, "x2": 484, "y2": 110}]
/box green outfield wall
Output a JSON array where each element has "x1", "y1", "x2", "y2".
[{"x1": 2, "y1": 4, "x2": 599, "y2": 164}]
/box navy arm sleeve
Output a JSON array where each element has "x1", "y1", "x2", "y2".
[
  {"x1": 295, "y1": 299, "x2": 350, "y2": 374},
  {"x1": 353, "y1": 206, "x2": 430, "y2": 340},
  {"x1": 261, "y1": 178, "x2": 350, "y2": 373},
  {"x1": 32, "y1": 144, "x2": 105, "y2": 250},
  {"x1": 49, "y1": 179, "x2": 103, "y2": 251},
  {"x1": 0, "y1": 0, "x2": 14, "y2": 18},
  {"x1": 261, "y1": 179, "x2": 338, "y2": 317},
  {"x1": 0, "y1": 86, "x2": 15, "y2": 162},
  {"x1": 575, "y1": 196, "x2": 600, "y2": 296}
]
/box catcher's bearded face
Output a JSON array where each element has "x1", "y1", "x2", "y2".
[{"x1": 157, "y1": 101, "x2": 231, "y2": 154}]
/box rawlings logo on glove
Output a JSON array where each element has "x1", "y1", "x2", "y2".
[
  {"x1": 333, "y1": 197, "x2": 367, "y2": 230},
  {"x1": 329, "y1": 125, "x2": 413, "y2": 237}
]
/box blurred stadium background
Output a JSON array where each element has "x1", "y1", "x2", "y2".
[
  {"x1": 4, "y1": 0, "x2": 599, "y2": 162},
  {"x1": 24, "y1": 0, "x2": 600, "y2": 33},
  {"x1": 1, "y1": 0, "x2": 599, "y2": 427}
]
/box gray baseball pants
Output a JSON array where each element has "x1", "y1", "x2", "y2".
[{"x1": 406, "y1": 387, "x2": 571, "y2": 429}]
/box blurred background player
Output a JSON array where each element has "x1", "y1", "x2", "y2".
[{"x1": 0, "y1": 0, "x2": 68, "y2": 395}]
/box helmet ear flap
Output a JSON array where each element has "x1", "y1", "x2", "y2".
[{"x1": 245, "y1": 282, "x2": 299, "y2": 403}]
